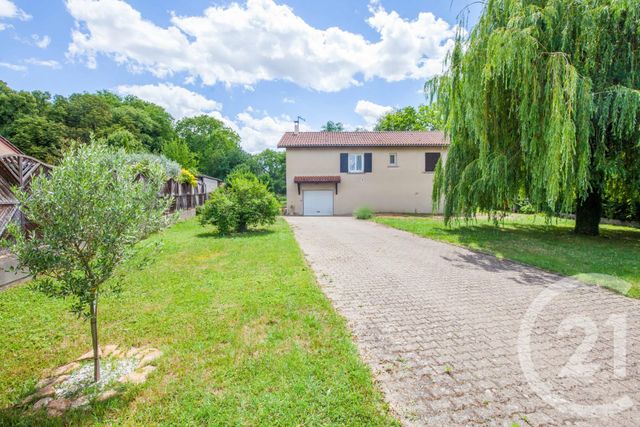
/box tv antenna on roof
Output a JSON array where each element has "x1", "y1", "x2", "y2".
[{"x1": 294, "y1": 115, "x2": 305, "y2": 134}]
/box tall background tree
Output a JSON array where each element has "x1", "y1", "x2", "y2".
[
  {"x1": 0, "y1": 82, "x2": 176, "y2": 162},
  {"x1": 251, "y1": 149, "x2": 286, "y2": 195},
  {"x1": 375, "y1": 104, "x2": 443, "y2": 131},
  {"x1": 0, "y1": 81, "x2": 289, "y2": 189},
  {"x1": 321, "y1": 121, "x2": 344, "y2": 132},
  {"x1": 175, "y1": 115, "x2": 247, "y2": 179},
  {"x1": 161, "y1": 139, "x2": 199, "y2": 174},
  {"x1": 430, "y1": 0, "x2": 640, "y2": 235}
]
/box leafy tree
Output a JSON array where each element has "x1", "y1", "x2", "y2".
[
  {"x1": 4, "y1": 144, "x2": 170, "y2": 381},
  {"x1": 162, "y1": 139, "x2": 199, "y2": 173},
  {"x1": 30, "y1": 90, "x2": 52, "y2": 116},
  {"x1": 0, "y1": 82, "x2": 280, "y2": 193},
  {"x1": 0, "y1": 81, "x2": 178, "y2": 162},
  {"x1": 0, "y1": 81, "x2": 38, "y2": 129},
  {"x1": 199, "y1": 170, "x2": 280, "y2": 233},
  {"x1": 252, "y1": 149, "x2": 286, "y2": 195},
  {"x1": 64, "y1": 93, "x2": 113, "y2": 143},
  {"x1": 103, "y1": 129, "x2": 145, "y2": 153},
  {"x1": 0, "y1": 81, "x2": 37, "y2": 136},
  {"x1": 47, "y1": 94, "x2": 70, "y2": 125},
  {"x1": 321, "y1": 121, "x2": 344, "y2": 132},
  {"x1": 175, "y1": 115, "x2": 246, "y2": 179},
  {"x1": 415, "y1": 105, "x2": 444, "y2": 131},
  {"x1": 375, "y1": 107, "x2": 418, "y2": 131},
  {"x1": 374, "y1": 105, "x2": 443, "y2": 131},
  {"x1": 429, "y1": 0, "x2": 640, "y2": 235},
  {"x1": 113, "y1": 96, "x2": 176, "y2": 152},
  {"x1": 7, "y1": 115, "x2": 66, "y2": 163}
]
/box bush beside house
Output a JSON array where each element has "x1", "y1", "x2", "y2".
[{"x1": 198, "y1": 170, "x2": 280, "y2": 234}]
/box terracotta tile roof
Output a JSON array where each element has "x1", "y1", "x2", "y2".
[
  {"x1": 294, "y1": 176, "x2": 341, "y2": 183},
  {"x1": 278, "y1": 131, "x2": 448, "y2": 148}
]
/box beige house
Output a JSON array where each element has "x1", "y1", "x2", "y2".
[{"x1": 277, "y1": 131, "x2": 448, "y2": 216}]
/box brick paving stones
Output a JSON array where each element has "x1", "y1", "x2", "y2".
[{"x1": 286, "y1": 216, "x2": 640, "y2": 426}]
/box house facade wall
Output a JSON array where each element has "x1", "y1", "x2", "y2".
[{"x1": 285, "y1": 146, "x2": 447, "y2": 215}]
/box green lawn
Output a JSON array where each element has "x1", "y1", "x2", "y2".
[
  {"x1": 373, "y1": 214, "x2": 640, "y2": 297},
  {"x1": 0, "y1": 219, "x2": 396, "y2": 426}
]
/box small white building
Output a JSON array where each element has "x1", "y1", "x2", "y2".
[{"x1": 199, "y1": 174, "x2": 223, "y2": 193}]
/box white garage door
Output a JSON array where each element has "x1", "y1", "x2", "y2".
[{"x1": 303, "y1": 190, "x2": 334, "y2": 216}]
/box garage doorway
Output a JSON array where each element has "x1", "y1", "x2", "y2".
[{"x1": 303, "y1": 190, "x2": 334, "y2": 216}]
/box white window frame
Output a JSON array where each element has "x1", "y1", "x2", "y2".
[
  {"x1": 389, "y1": 153, "x2": 398, "y2": 167},
  {"x1": 348, "y1": 153, "x2": 364, "y2": 173}
]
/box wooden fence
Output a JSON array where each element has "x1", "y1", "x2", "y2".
[
  {"x1": 0, "y1": 154, "x2": 52, "y2": 238},
  {"x1": 0, "y1": 154, "x2": 221, "y2": 237},
  {"x1": 162, "y1": 176, "x2": 220, "y2": 213}
]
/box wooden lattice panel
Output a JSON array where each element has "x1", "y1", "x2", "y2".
[{"x1": 0, "y1": 154, "x2": 52, "y2": 237}]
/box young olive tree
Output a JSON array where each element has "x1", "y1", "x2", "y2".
[{"x1": 5, "y1": 144, "x2": 170, "y2": 382}]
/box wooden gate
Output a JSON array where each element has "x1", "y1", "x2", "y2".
[{"x1": 0, "y1": 154, "x2": 52, "y2": 237}]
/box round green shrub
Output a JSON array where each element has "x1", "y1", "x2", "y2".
[
  {"x1": 199, "y1": 170, "x2": 280, "y2": 234},
  {"x1": 353, "y1": 206, "x2": 374, "y2": 220}
]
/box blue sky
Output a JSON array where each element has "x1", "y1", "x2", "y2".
[{"x1": 0, "y1": 0, "x2": 480, "y2": 152}]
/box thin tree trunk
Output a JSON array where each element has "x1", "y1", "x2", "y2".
[
  {"x1": 90, "y1": 292, "x2": 101, "y2": 382},
  {"x1": 575, "y1": 187, "x2": 602, "y2": 236}
]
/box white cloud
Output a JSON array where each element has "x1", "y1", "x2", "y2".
[
  {"x1": 236, "y1": 109, "x2": 306, "y2": 153},
  {"x1": 0, "y1": 61, "x2": 26, "y2": 71},
  {"x1": 0, "y1": 0, "x2": 31, "y2": 21},
  {"x1": 24, "y1": 58, "x2": 61, "y2": 69},
  {"x1": 116, "y1": 83, "x2": 223, "y2": 120},
  {"x1": 65, "y1": 0, "x2": 457, "y2": 92},
  {"x1": 355, "y1": 100, "x2": 393, "y2": 128},
  {"x1": 32, "y1": 34, "x2": 51, "y2": 49},
  {"x1": 364, "y1": 4, "x2": 456, "y2": 81},
  {"x1": 282, "y1": 97, "x2": 295, "y2": 104},
  {"x1": 12, "y1": 33, "x2": 52, "y2": 49}
]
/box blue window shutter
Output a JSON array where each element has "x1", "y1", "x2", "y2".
[
  {"x1": 364, "y1": 153, "x2": 372, "y2": 173},
  {"x1": 340, "y1": 153, "x2": 348, "y2": 172},
  {"x1": 425, "y1": 153, "x2": 440, "y2": 172}
]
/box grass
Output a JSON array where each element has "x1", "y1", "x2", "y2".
[
  {"x1": 373, "y1": 214, "x2": 640, "y2": 297},
  {"x1": 0, "y1": 218, "x2": 397, "y2": 426}
]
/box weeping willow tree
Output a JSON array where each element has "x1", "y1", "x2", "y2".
[{"x1": 429, "y1": 0, "x2": 640, "y2": 235}]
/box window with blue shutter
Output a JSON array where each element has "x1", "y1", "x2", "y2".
[
  {"x1": 364, "y1": 153, "x2": 372, "y2": 173},
  {"x1": 425, "y1": 152, "x2": 440, "y2": 172},
  {"x1": 340, "y1": 153, "x2": 348, "y2": 172},
  {"x1": 341, "y1": 153, "x2": 372, "y2": 173}
]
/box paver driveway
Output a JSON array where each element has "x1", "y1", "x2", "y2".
[{"x1": 286, "y1": 216, "x2": 640, "y2": 426}]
